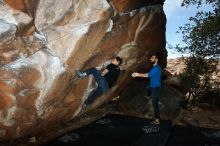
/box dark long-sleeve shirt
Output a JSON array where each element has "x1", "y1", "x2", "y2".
[{"x1": 104, "y1": 64, "x2": 120, "y2": 88}]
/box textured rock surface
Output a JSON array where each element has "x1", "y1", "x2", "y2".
[
  {"x1": 118, "y1": 79, "x2": 184, "y2": 120},
  {"x1": 0, "y1": 0, "x2": 167, "y2": 139}
]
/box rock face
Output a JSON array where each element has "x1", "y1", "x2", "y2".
[
  {"x1": 118, "y1": 79, "x2": 185, "y2": 120},
  {"x1": 0, "y1": 0, "x2": 167, "y2": 139}
]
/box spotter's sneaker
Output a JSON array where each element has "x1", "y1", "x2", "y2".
[{"x1": 150, "y1": 119, "x2": 160, "y2": 125}]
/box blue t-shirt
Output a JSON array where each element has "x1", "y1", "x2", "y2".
[{"x1": 147, "y1": 64, "x2": 161, "y2": 88}]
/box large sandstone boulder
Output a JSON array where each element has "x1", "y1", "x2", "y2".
[{"x1": 0, "y1": 0, "x2": 167, "y2": 139}]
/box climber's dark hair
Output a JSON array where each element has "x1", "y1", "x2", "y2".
[{"x1": 115, "y1": 56, "x2": 123, "y2": 65}]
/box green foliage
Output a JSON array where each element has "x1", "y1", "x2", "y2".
[
  {"x1": 179, "y1": 57, "x2": 219, "y2": 105},
  {"x1": 176, "y1": 0, "x2": 220, "y2": 59},
  {"x1": 171, "y1": 0, "x2": 220, "y2": 106},
  {"x1": 181, "y1": 0, "x2": 218, "y2": 7}
]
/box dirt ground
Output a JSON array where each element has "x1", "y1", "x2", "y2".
[{"x1": 173, "y1": 105, "x2": 220, "y2": 129}]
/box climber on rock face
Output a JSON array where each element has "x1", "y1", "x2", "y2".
[
  {"x1": 131, "y1": 54, "x2": 162, "y2": 125},
  {"x1": 76, "y1": 56, "x2": 123, "y2": 109}
]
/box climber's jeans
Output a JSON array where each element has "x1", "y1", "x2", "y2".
[
  {"x1": 150, "y1": 87, "x2": 161, "y2": 120},
  {"x1": 84, "y1": 68, "x2": 109, "y2": 105}
]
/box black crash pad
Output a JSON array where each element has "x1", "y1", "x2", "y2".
[
  {"x1": 166, "y1": 125, "x2": 220, "y2": 146},
  {"x1": 44, "y1": 114, "x2": 172, "y2": 146},
  {"x1": 44, "y1": 114, "x2": 220, "y2": 146}
]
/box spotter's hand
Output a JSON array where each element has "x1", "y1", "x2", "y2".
[{"x1": 131, "y1": 72, "x2": 139, "y2": 78}]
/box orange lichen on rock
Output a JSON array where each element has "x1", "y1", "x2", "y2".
[{"x1": 4, "y1": 0, "x2": 25, "y2": 11}]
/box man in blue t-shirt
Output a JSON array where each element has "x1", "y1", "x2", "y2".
[{"x1": 131, "y1": 54, "x2": 161, "y2": 125}]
